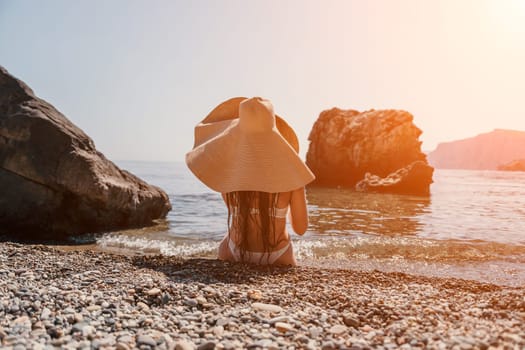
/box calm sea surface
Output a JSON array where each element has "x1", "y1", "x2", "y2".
[{"x1": 89, "y1": 161, "x2": 525, "y2": 287}]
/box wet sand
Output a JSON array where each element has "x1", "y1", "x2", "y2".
[{"x1": 1, "y1": 242, "x2": 524, "y2": 349}]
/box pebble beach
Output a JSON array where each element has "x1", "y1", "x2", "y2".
[{"x1": 1, "y1": 242, "x2": 524, "y2": 350}]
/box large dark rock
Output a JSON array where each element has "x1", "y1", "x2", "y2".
[
  {"x1": 306, "y1": 108, "x2": 433, "y2": 196},
  {"x1": 428, "y1": 129, "x2": 525, "y2": 170},
  {"x1": 0, "y1": 66, "x2": 171, "y2": 240}
]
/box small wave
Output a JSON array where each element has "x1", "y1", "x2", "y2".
[
  {"x1": 293, "y1": 236, "x2": 525, "y2": 263},
  {"x1": 97, "y1": 232, "x2": 525, "y2": 264},
  {"x1": 97, "y1": 234, "x2": 217, "y2": 257}
]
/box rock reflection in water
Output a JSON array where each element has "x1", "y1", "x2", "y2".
[{"x1": 306, "y1": 187, "x2": 430, "y2": 237}]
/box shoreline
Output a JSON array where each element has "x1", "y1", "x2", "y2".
[
  {"x1": 1, "y1": 242, "x2": 524, "y2": 349},
  {"x1": 55, "y1": 239, "x2": 525, "y2": 288}
]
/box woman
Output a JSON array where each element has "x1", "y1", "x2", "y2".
[{"x1": 186, "y1": 97, "x2": 315, "y2": 265}]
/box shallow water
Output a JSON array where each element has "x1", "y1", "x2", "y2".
[{"x1": 75, "y1": 161, "x2": 525, "y2": 286}]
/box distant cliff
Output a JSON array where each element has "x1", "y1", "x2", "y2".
[{"x1": 427, "y1": 129, "x2": 525, "y2": 170}]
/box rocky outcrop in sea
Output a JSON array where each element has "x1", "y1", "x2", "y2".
[
  {"x1": 306, "y1": 108, "x2": 433, "y2": 196},
  {"x1": 0, "y1": 66, "x2": 171, "y2": 240},
  {"x1": 498, "y1": 159, "x2": 525, "y2": 172}
]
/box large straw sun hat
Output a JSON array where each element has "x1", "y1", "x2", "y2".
[{"x1": 186, "y1": 97, "x2": 315, "y2": 193}]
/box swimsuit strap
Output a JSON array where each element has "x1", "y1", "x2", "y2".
[
  {"x1": 229, "y1": 206, "x2": 288, "y2": 219},
  {"x1": 272, "y1": 207, "x2": 288, "y2": 219}
]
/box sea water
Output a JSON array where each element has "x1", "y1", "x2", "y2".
[{"x1": 92, "y1": 161, "x2": 525, "y2": 287}]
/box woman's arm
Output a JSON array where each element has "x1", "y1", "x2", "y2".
[{"x1": 289, "y1": 187, "x2": 309, "y2": 235}]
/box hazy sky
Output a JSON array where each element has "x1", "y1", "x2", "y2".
[{"x1": 1, "y1": 0, "x2": 524, "y2": 161}]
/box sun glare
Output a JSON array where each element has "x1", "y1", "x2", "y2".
[{"x1": 485, "y1": 0, "x2": 525, "y2": 35}]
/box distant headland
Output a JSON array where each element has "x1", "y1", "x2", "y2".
[{"x1": 427, "y1": 129, "x2": 525, "y2": 170}]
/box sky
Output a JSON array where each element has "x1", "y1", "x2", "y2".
[{"x1": 1, "y1": 0, "x2": 524, "y2": 162}]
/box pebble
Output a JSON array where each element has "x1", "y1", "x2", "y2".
[
  {"x1": 329, "y1": 324, "x2": 347, "y2": 335},
  {"x1": 147, "y1": 288, "x2": 162, "y2": 296},
  {"x1": 253, "y1": 339, "x2": 274, "y2": 348},
  {"x1": 74, "y1": 313, "x2": 84, "y2": 323},
  {"x1": 251, "y1": 302, "x2": 283, "y2": 313},
  {"x1": 71, "y1": 322, "x2": 85, "y2": 333},
  {"x1": 215, "y1": 318, "x2": 231, "y2": 327},
  {"x1": 82, "y1": 325, "x2": 96, "y2": 337},
  {"x1": 365, "y1": 331, "x2": 376, "y2": 340},
  {"x1": 321, "y1": 340, "x2": 336, "y2": 350},
  {"x1": 342, "y1": 313, "x2": 360, "y2": 328},
  {"x1": 361, "y1": 324, "x2": 374, "y2": 332},
  {"x1": 196, "y1": 296, "x2": 207, "y2": 305},
  {"x1": 175, "y1": 339, "x2": 196, "y2": 350},
  {"x1": 137, "y1": 301, "x2": 150, "y2": 310},
  {"x1": 275, "y1": 322, "x2": 295, "y2": 333},
  {"x1": 212, "y1": 325, "x2": 224, "y2": 337},
  {"x1": 268, "y1": 315, "x2": 291, "y2": 324},
  {"x1": 247, "y1": 289, "x2": 263, "y2": 300},
  {"x1": 184, "y1": 298, "x2": 199, "y2": 307},
  {"x1": 197, "y1": 341, "x2": 216, "y2": 350},
  {"x1": 40, "y1": 307, "x2": 52, "y2": 320},
  {"x1": 309, "y1": 326, "x2": 323, "y2": 338},
  {"x1": 116, "y1": 342, "x2": 131, "y2": 350},
  {"x1": 86, "y1": 304, "x2": 101, "y2": 312},
  {"x1": 137, "y1": 334, "x2": 157, "y2": 347}
]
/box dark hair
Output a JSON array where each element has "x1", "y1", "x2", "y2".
[{"x1": 225, "y1": 191, "x2": 285, "y2": 264}]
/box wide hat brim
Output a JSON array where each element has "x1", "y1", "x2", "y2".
[{"x1": 186, "y1": 97, "x2": 315, "y2": 193}]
